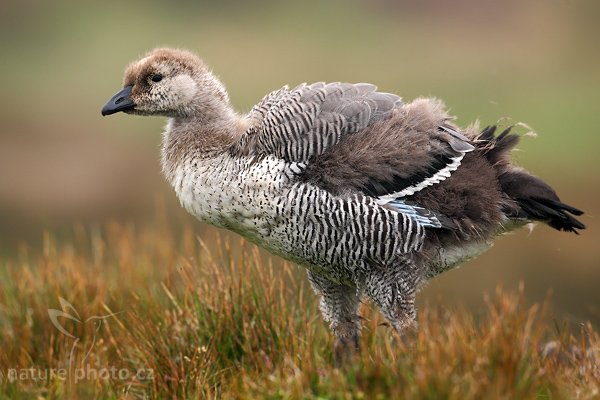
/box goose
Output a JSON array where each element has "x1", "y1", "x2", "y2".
[{"x1": 102, "y1": 48, "x2": 585, "y2": 356}]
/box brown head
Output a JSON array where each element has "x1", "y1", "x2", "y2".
[{"x1": 101, "y1": 48, "x2": 232, "y2": 120}]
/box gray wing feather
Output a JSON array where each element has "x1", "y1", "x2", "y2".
[
  {"x1": 439, "y1": 124, "x2": 475, "y2": 152},
  {"x1": 235, "y1": 82, "x2": 403, "y2": 162}
]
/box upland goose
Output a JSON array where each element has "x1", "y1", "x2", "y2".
[{"x1": 102, "y1": 48, "x2": 585, "y2": 355}]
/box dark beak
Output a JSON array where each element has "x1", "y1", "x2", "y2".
[{"x1": 101, "y1": 85, "x2": 135, "y2": 116}]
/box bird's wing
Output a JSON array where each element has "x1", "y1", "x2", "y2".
[
  {"x1": 232, "y1": 85, "x2": 474, "y2": 229},
  {"x1": 232, "y1": 82, "x2": 402, "y2": 162},
  {"x1": 297, "y1": 96, "x2": 475, "y2": 210},
  {"x1": 371, "y1": 123, "x2": 474, "y2": 202}
]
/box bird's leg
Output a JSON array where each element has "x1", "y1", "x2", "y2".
[
  {"x1": 307, "y1": 270, "x2": 362, "y2": 363},
  {"x1": 364, "y1": 261, "x2": 418, "y2": 341}
]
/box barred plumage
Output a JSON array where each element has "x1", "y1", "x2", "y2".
[
  {"x1": 232, "y1": 82, "x2": 403, "y2": 163},
  {"x1": 102, "y1": 48, "x2": 585, "y2": 356}
]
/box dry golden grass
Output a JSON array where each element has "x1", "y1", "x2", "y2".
[{"x1": 0, "y1": 217, "x2": 598, "y2": 399}]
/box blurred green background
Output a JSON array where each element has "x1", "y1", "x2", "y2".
[{"x1": 0, "y1": 1, "x2": 598, "y2": 324}]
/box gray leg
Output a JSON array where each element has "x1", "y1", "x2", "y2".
[
  {"x1": 364, "y1": 260, "x2": 418, "y2": 334},
  {"x1": 307, "y1": 270, "x2": 361, "y2": 360}
]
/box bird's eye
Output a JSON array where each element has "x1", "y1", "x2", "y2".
[{"x1": 150, "y1": 74, "x2": 163, "y2": 83}]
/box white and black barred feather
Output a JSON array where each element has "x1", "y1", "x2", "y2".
[
  {"x1": 231, "y1": 82, "x2": 474, "y2": 232},
  {"x1": 234, "y1": 82, "x2": 403, "y2": 162}
]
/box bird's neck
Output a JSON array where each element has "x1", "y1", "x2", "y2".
[{"x1": 160, "y1": 108, "x2": 248, "y2": 182}]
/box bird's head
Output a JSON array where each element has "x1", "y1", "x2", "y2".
[{"x1": 101, "y1": 48, "x2": 230, "y2": 119}]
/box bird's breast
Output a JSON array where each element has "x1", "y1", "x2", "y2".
[{"x1": 167, "y1": 153, "x2": 294, "y2": 239}]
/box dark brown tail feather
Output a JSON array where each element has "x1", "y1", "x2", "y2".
[{"x1": 477, "y1": 126, "x2": 586, "y2": 234}]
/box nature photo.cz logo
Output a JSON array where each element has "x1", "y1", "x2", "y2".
[{"x1": 2, "y1": 297, "x2": 153, "y2": 385}]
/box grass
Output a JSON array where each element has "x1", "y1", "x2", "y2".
[{"x1": 0, "y1": 217, "x2": 598, "y2": 399}]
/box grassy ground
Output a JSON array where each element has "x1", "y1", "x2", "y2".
[{"x1": 0, "y1": 218, "x2": 598, "y2": 399}]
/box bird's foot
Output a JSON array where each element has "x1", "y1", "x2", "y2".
[{"x1": 334, "y1": 333, "x2": 360, "y2": 366}]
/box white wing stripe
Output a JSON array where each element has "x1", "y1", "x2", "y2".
[{"x1": 376, "y1": 154, "x2": 465, "y2": 204}]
